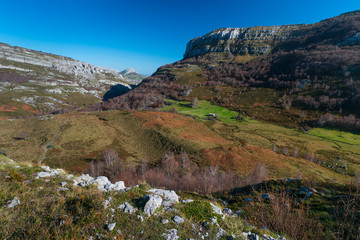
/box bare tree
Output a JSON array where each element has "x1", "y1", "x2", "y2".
[{"x1": 250, "y1": 162, "x2": 268, "y2": 186}]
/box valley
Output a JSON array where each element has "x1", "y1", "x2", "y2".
[{"x1": 0, "y1": 8, "x2": 360, "y2": 240}]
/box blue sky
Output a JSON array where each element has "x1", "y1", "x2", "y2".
[{"x1": 0, "y1": 0, "x2": 359, "y2": 75}]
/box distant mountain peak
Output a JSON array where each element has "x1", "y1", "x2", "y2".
[{"x1": 121, "y1": 68, "x2": 137, "y2": 75}]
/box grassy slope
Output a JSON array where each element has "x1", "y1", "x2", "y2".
[
  {"x1": 162, "y1": 99, "x2": 360, "y2": 177},
  {"x1": 0, "y1": 103, "x2": 357, "y2": 184},
  {"x1": 1, "y1": 158, "x2": 267, "y2": 239}
]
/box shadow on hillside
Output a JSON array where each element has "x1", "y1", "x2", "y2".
[{"x1": 102, "y1": 84, "x2": 137, "y2": 101}]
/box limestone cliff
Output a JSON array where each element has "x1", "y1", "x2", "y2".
[{"x1": 184, "y1": 25, "x2": 304, "y2": 58}]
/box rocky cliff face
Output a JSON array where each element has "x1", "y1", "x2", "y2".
[
  {"x1": 184, "y1": 25, "x2": 304, "y2": 58},
  {"x1": 0, "y1": 42, "x2": 144, "y2": 115}
]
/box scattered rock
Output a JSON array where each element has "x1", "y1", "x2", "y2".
[
  {"x1": 223, "y1": 208, "x2": 233, "y2": 215},
  {"x1": 7, "y1": 197, "x2": 20, "y2": 208},
  {"x1": 36, "y1": 166, "x2": 65, "y2": 178},
  {"x1": 60, "y1": 182, "x2": 67, "y2": 187},
  {"x1": 162, "y1": 229, "x2": 179, "y2": 240},
  {"x1": 103, "y1": 199, "x2": 111, "y2": 209},
  {"x1": 182, "y1": 199, "x2": 194, "y2": 203},
  {"x1": 210, "y1": 203, "x2": 224, "y2": 217},
  {"x1": 172, "y1": 215, "x2": 184, "y2": 224},
  {"x1": 137, "y1": 215, "x2": 144, "y2": 222},
  {"x1": 119, "y1": 202, "x2": 137, "y2": 214},
  {"x1": 143, "y1": 195, "x2": 163, "y2": 216},
  {"x1": 248, "y1": 233, "x2": 259, "y2": 240},
  {"x1": 105, "y1": 222, "x2": 116, "y2": 232},
  {"x1": 161, "y1": 219, "x2": 169, "y2": 224},
  {"x1": 58, "y1": 187, "x2": 69, "y2": 191},
  {"x1": 216, "y1": 227, "x2": 226, "y2": 238}
]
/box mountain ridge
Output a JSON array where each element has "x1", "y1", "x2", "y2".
[{"x1": 0, "y1": 42, "x2": 144, "y2": 117}]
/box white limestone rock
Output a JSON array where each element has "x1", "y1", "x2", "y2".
[
  {"x1": 7, "y1": 197, "x2": 20, "y2": 208},
  {"x1": 143, "y1": 195, "x2": 163, "y2": 216},
  {"x1": 172, "y1": 215, "x2": 184, "y2": 224},
  {"x1": 105, "y1": 222, "x2": 116, "y2": 232},
  {"x1": 119, "y1": 202, "x2": 137, "y2": 214},
  {"x1": 162, "y1": 229, "x2": 179, "y2": 240},
  {"x1": 73, "y1": 174, "x2": 125, "y2": 192},
  {"x1": 210, "y1": 203, "x2": 224, "y2": 217},
  {"x1": 148, "y1": 188, "x2": 179, "y2": 207}
]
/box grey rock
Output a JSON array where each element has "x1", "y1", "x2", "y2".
[
  {"x1": 73, "y1": 174, "x2": 125, "y2": 192},
  {"x1": 223, "y1": 208, "x2": 233, "y2": 215},
  {"x1": 143, "y1": 195, "x2": 163, "y2": 216},
  {"x1": 161, "y1": 219, "x2": 169, "y2": 224},
  {"x1": 248, "y1": 233, "x2": 259, "y2": 240},
  {"x1": 216, "y1": 227, "x2": 226, "y2": 238},
  {"x1": 119, "y1": 202, "x2": 137, "y2": 214},
  {"x1": 148, "y1": 188, "x2": 179, "y2": 207},
  {"x1": 137, "y1": 215, "x2": 144, "y2": 222},
  {"x1": 162, "y1": 229, "x2": 179, "y2": 240},
  {"x1": 105, "y1": 222, "x2": 116, "y2": 232},
  {"x1": 182, "y1": 199, "x2": 194, "y2": 203},
  {"x1": 7, "y1": 197, "x2": 20, "y2": 208},
  {"x1": 172, "y1": 215, "x2": 185, "y2": 224},
  {"x1": 210, "y1": 203, "x2": 224, "y2": 217}
]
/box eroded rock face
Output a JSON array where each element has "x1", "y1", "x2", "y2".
[{"x1": 184, "y1": 25, "x2": 302, "y2": 58}]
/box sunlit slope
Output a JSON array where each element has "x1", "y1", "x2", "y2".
[{"x1": 0, "y1": 107, "x2": 357, "y2": 184}]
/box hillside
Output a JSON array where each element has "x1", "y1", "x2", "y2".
[
  {"x1": 105, "y1": 10, "x2": 360, "y2": 130},
  {"x1": 0, "y1": 42, "x2": 144, "y2": 117},
  {"x1": 0, "y1": 107, "x2": 356, "y2": 183}
]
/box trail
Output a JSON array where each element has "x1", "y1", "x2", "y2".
[{"x1": 39, "y1": 119, "x2": 69, "y2": 165}]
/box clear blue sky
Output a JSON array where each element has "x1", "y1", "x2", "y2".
[{"x1": 0, "y1": 0, "x2": 358, "y2": 75}]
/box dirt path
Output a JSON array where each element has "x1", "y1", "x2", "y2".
[{"x1": 39, "y1": 119, "x2": 69, "y2": 165}]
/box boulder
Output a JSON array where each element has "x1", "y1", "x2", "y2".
[
  {"x1": 148, "y1": 189, "x2": 179, "y2": 207},
  {"x1": 143, "y1": 195, "x2": 162, "y2": 216},
  {"x1": 161, "y1": 219, "x2": 169, "y2": 224}
]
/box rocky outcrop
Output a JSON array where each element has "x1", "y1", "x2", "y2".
[
  {"x1": 73, "y1": 174, "x2": 126, "y2": 192},
  {"x1": 184, "y1": 25, "x2": 303, "y2": 58}
]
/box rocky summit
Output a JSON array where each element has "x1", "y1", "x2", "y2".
[{"x1": 183, "y1": 25, "x2": 302, "y2": 58}]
